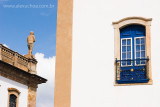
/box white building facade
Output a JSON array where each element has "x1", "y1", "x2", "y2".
[
  {"x1": 54, "y1": 0, "x2": 160, "y2": 107},
  {"x1": 0, "y1": 76, "x2": 28, "y2": 107}
]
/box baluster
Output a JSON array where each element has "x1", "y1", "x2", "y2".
[
  {"x1": 14, "y1": 52, "x2": 18, "y2": 66},
  {"x1": 117, "y1": 62, "x2": 120, "y2": 80},
  {"x1": 147, "y1": 56, "x2": 149, "y2": 79}
]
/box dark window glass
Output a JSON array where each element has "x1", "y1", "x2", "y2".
[{"x1": 9, "y1": 94, "x2": 17, "y2": 107}]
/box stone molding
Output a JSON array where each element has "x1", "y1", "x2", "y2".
[
  {"x1": 8, "y1": 88, "x2": 21, "y2": 94},
  {"x1": 112, "y1": 16, "x2": 152, "y2": 25},
  {"x1": 112, "y1": 16, "x2": 152, "y2": 86}
]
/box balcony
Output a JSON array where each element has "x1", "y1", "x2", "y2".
[
  {"x1": 0, "y1": 44, "x2": 37, "y2": 74},
  {"x1": 115, "y1": 58, "x2": 149, "y2": 84}
]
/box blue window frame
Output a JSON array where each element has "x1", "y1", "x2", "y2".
[{"x1": 116, "y1": 25, "x2": 149, "y2": 84}]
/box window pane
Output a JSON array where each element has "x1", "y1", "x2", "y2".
[
  {"x1": 136, "y1": 52, "x2": 140, "y2": 57},
  {"x1": 127, "y1": 46, "x2": 131, "y2": 52},
  {"x1": 122, "y1": 53, "x2": 126, "y2": 59},
  {"x1": 141, "y1": 38, "x2": 145, "y2": 44},
  {"x1": 136, "y1": 45, "x2": 140, "y2": 51},
  {"x1": 122, "y1": 61, "x2": 126, "y2": 66},
  {"x1": 141, "y1": 45, "x2": 145, "y2": 50},
  {"x1": 127, "y1": 52, "x2": 131, "y2": 58},
  {"x1": 136, "y1": 58, "x2": 140, "y2": 65},
  {"x1": 136, "y1": 38, "x2": 140, "y2": 44},
  {"x1": 141, "y1": 60, "x2": 146, "y2": 64},
  {"x1": 141, "y1": 51, "x2": 145, "y2": 57},
  {"x1": 122, "y1": 46, "x2": 126, "y2": 52},
  {"x1": 127, "y1": 39, "x2": 131, "y2": 45},
  {"x1": 122, "y1": 58, "x2": 126, "y2": 66},
  {"x1": 135, "y1": 38, "x2": 146, "y2": 65},
  {"x1": 122, "y1": 40, "x2": 126, "y2": 45},
  {"x1": 127, "y1": 59, "x2": 131, "y2": 65},
  {"x1": 121, "y1": 38, "x2": 132, "y2": 66}
]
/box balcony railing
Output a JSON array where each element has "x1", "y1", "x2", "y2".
[
  {"x1": 115, "y1": 58, "x2": 149, "y2": 84},
  {"x1": 0, "y1": 44, "x2": 37, "y2": 73}
]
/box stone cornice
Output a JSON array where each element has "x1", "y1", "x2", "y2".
[
  {"x1": 112, "y1": 16, "x2": 152, "y2": 25},
  {"x1": 0, "y1": 60, "x2": 47, "y2": 88}
]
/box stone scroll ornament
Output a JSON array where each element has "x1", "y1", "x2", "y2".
[{"x1": 27, "y1": 31, "x2": 35, "y2": 58}]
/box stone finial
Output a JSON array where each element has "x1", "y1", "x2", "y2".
[{"x1": 27, "y1": 31, "x2": 35, "y2": 58}]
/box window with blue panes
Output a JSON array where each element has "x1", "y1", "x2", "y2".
[
  {"x1": 121, "y1": 38, "x2": 132, "y2": 66},
  {"x1": 117, "y1": 25, "x2": 149, "y2": 84},
  {"x1": 135, "y1": 37, "x2": 146, "y2": 65}
]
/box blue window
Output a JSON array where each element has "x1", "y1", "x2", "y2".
[{"x1": 116, "y1": 25, "x2": 149, "y2": 84}]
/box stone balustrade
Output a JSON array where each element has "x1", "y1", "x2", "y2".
[{"x1": 0, "y1": 44, "x2": 37, "y2": 74}]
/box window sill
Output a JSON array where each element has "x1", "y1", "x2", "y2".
[
  {"x1": 114, "y1": 79, "x2": 153, "y2": 86},
  {"x1": 117, "y1": 79, "x2": 149, "y2": 84}
]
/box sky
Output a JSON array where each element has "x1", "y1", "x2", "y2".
[
  {"x1": 0, "y1": 0, "x2": 57, "y2": 57},
  {"x1": 0, "y1": 0, "x2": 57, "y2": 107}
]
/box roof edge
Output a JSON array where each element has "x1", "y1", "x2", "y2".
[{"x1": 0, "y1": 60, "x2": 47, "y2": 85}]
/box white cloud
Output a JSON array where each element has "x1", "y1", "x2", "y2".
[
  {"x1": 35, "y1": 53, "x2": 55, "y2": 107},
  {"x1": 3, "y1": 44, "x2": 9, "y2": 48}
]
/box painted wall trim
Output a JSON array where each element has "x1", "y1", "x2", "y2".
[{"x1": 54, "y1": 0, "x2": 73, "y2": 107}]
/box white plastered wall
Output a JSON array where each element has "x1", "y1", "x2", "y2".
[
  {"x1": 0, "y1": 76, "x2": 28, "y2": 107},
  {"x1": 71, "y1": 0, "x2": 160, "y2": 107}
]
